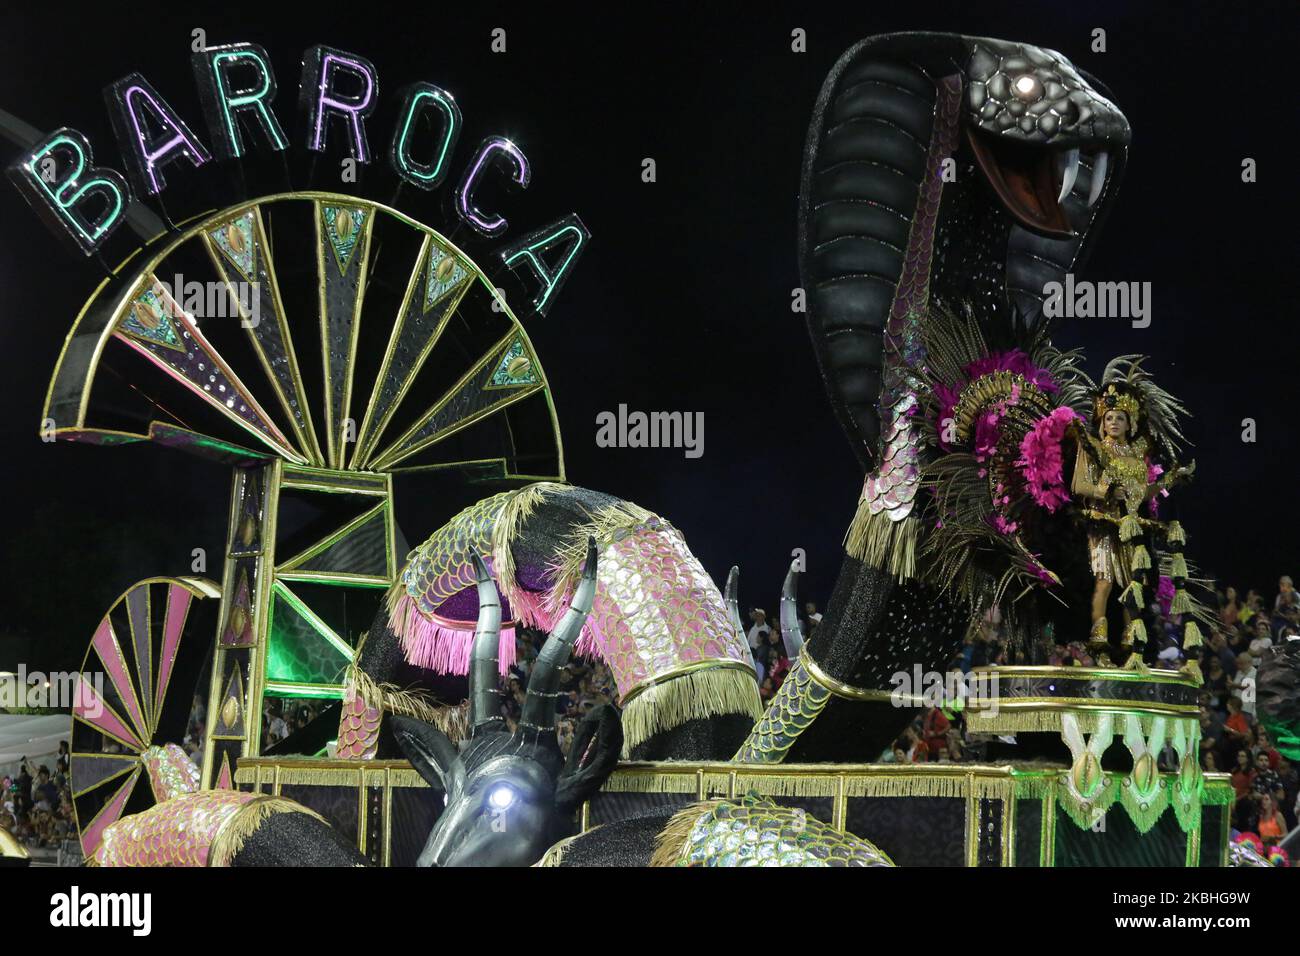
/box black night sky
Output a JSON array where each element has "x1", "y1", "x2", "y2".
[{"x1": 1, "y1": 1, "x2": 1296, "y2": 674}]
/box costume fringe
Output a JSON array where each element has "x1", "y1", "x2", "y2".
[
  {"x1": 651, "y1": 800, "x2": 725, "y2": 867},
  {"x1": 843, "y1": 505, "x2": 917, "y2": 579},
  {"x1": 1184, "y1": 621, "x2": 1203, "y2": 649},
  {"x1": 349, "y1": 665, "x2": 471, "y2": 743},
  {"x1": 1170, "y1": 589, "x2": 1193, "y2": 616},
  {"x1": 389, "y1": 594, "x2": 519, "y2": 675},
  {"x1": 534, "y1": 830, "x2": 589, "y2": 867},
  {"x1": 602, "y1": 768, "x2": 1012, "y2": 800},
  {"x1": 209, "y1": 797, "x2": 327, "y2": 867},
  {"x1": 1169, "y1": 554, "x2": 1188, "y2": 579},
  {"x1": 1167, "y1": 520, "x2": 1185, "y2": 544},
  {"x1": 1131, "y1": 545, "x2": 1151, "y2": 571},
  {"x1": 491, "y1": 482, "x2": 565, "y2": 619},
  {"x1": 1125, "y1": 618, "x2": 1147, "y2": 646},
  {"x1": 547, "y1": 499, "x2": 659, "y2": 607},
  {"x1": 1120, "y1": 580, "x2": 1143, "y2": 611},
  {"x1": 968, "y1": 710, "x2": 1169, "y2": 736},
  {"x1": 619, "y1": 667, "x2": 763, "y2": 757},
  {"x1": 1119, "y1": 513, "x2": 1141, "y2": 542}
]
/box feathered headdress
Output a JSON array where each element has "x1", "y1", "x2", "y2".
[{"x1": 1093, "y1": 355, "x2": 1189, "y2": 461}]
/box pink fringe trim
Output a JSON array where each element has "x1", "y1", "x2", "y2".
[
  {"x1": 389, "y1": 583, "x2": 608, "y2": 678},
  {"x1": 390, "y1": 593, "x2": 518, "y2": 676}
]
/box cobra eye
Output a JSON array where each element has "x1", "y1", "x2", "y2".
[
  {"x1": 487, "y1": 785, "x2": 515, "y2": 810},
  {"x1": 1013, "y1": 74, "x2": 1041, "y2": 100}
]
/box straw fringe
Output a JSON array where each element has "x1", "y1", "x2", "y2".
[
  {"x1": 602, "y1": 769, "x2": 1011, "y2": 799},
  {"x1": 209, "y1": 797, "x2": 327, "y2": 867},
  {"x1": 534, "y1": 830, "x2": 591, "y2": 867},
  {"x1": 619, "y1": 667, "x2": 762, "y2": 757},
  {"x1": 651, "y1": 800, "x2": 725, "y2": 867},
  {"x1": 349, "y1": 664, "x2": 470, "y2": 743},
  {"x1": 546, "y1": 500, "x2": 659, "y2": 607},
  {"x1": 843, "y1": 504, "x2": 917, "y2": 579},
  {"x1": 491, "y1": 482, "x2": 566, "y2": 619}
]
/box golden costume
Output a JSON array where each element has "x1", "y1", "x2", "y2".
[{"x1": 1072, "y1": 432, "x2": 1151, "y2": 584}]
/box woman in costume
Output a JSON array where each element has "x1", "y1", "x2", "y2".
[{"x1": 1071, "y1": 357, "x2": 1194, "y2": 665}]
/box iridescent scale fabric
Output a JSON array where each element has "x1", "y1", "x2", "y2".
[
  {"x1": 585, "y1": 522, "x2": 752, "y2": 700},
  {"x1": 94, "y1": 790, "x2": 261, "y2": 867},
  {"x1": 859, "y1": 76, "x2": 961, "y2": 524},
  {"x1": 141, "y1": 743, "x2": 201, "y2": 801},
  {"x1": 336, "y1": 684, "x2": 382, "y2": 759},
  {"x1": 732, "y1": 658, "x2": 830, "y2": 763},
  {"x1": 400, "y1": 490, "x2": 511, "y2": 618},
  {"x1": 676, "y1": 793, "x2": 894, "y2": 867}
]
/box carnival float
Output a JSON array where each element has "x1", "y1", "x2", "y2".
[{"x1": 9, "y1": 30, "x2": 1288, "y2": 867}]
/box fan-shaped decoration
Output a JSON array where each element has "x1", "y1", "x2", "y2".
[
  {"x1": 43, "y1": 192, "x2": 564, "y2": 482},
  {"x1": 70, "y1": 576, "x2": 220, "y2": 859}
]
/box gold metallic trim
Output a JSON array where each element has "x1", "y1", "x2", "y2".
[
  {"x1": 69, "y1": 755, "x2": 141, "y2": 798},
  {"x1": 278, "y1": 480, "x2": 389, "y2": 496},
  {"x1": 201, "y1": 207, "x2": 324, "y2": 465},
  {"x1": 315, "y1": 201, "x2": 375, "y2": 469},
  {"x1": 75, "y1": 766, "x2": 142, "y2": 859},
  {"x1": 275, "y1": 500, "x2": 387, "y2": 572},
  {"x1": 832, "y1": 775, "x2": 847, "y2": 832},
  {"x1": 1041, "y1": 790, "x2": 1056, "y2": 867},
  {"x1": 965, "y1": 787, "x2": 978, "y2": 867},
  {"x1": 369, "y1": 327, "x2": 546, "y2": 470},
  {"x1": 383, "y1": 766, "x2": 394, "y2": 867},
  {"x1": 1002, "y1": 782, "x2": 1016, "y2": 867},
  {"x1": 968, "y1": 699, "x2": 1197, "y2": 718},
  {"x1": 270, "y1": 579, "x2": 355, "y2": 663},
  {"x1": 799, "y1": 648, "x2": 903, "y2": 702},
  {"x1": 44, "y1": 191, "x2": 564, "y2": 480},
  {"x1": 274, "y1": 571, "x2": 390, "y2": 588},
  {"x1": 970, "y1": 664, "x2": 1199, "y2": 687},
  {"x1": 618, "y1": 658, "x2": 757, "y2": 707}
]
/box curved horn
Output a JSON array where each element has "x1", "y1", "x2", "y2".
[
  {"x1": 519, "y1": 537, "x2": 598, "y2": 735},
  {"x1": 780, "y1": 560, "x2": 806, "y2": 657},
  {"x1": 726, "y1": 565, "x2": 760, "y2": 677},
  {"x1": 467, "y1": 551, "x2": 505, "y2": 737}
]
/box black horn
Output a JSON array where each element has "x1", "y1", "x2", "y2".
[
  {"x1": 467, "y1": 551, "x2": 505, "y2": 736},
  {"x1": 725, "y1": 565, "x2": 759, "y2": 675},
  {"x1": 780, "y1": 560, "x2": 806, "y2": 657},
  {"x1": 518, "y1": 537, "x2": 597, "y2": 737}
]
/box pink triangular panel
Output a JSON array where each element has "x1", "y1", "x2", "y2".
[
  {"x1": 154, "y1": 584, "x2": 193, "y2": 716},
  {"x1": 81, "y1": 767, "x2": 141, "y2": 858},
  {"x1": 91, "y1": 617, "x2": 148, "y2": 744},
  {"x1": 74, "y1": 675, "x2": 145, "y2": 751}
]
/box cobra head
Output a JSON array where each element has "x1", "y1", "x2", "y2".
[{"x1": 393, "y1": 538, "x2": 621, "y2": 866}]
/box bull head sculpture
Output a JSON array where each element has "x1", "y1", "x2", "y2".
[{"x1": 393, "y1": 538, "x2": 622, "y2": 866}]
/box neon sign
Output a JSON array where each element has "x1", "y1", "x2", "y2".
[{"x1": 5, "y1": 41, "x2": 586, "y2": 319}]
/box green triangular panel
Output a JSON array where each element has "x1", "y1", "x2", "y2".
[
  {"x1": 209, "y1": 212, "x2": 255, "y2": 281},
  {"x1": 425, "y1": 244, "x2": 470, "y2": 311},
  {"x1": 323, "y1": 205, "x2": 368, "y2": 276},
  {"x1": 296, "y1": 509, "x2": 389, "y2": 576},
  {"x1": 489, "y1": 336, "x2": 540, "y2": 387},
  {"x1": 267, "y1": 592, "x2": 350, "y2": 685},
  {"x1": 119, "y1": 288, "x2": 184, "y2": 352}
]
